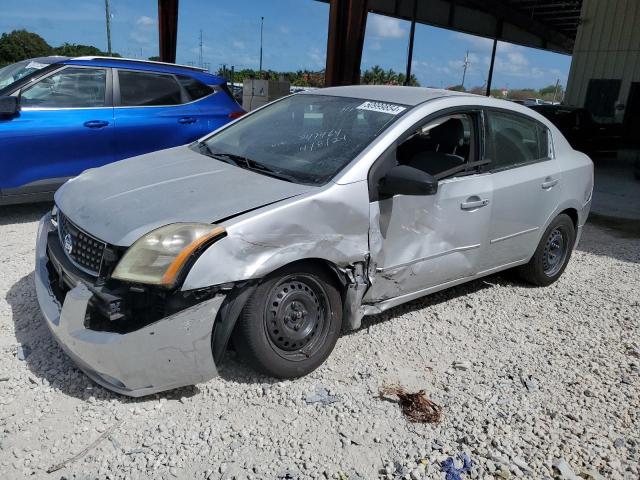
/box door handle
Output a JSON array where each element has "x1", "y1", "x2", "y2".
[
  {"x1": 460, "y1": 198, "x2": 490, "y2": 210},
  {"x1": 83, "y1": 120, "x2": 109, "y2": 128},
  {"x1": 541, "y1": 178, "x2": 559, "y2": 189},
  {"x1": 178, "y1": 117, "x2": 197, "y2": 124}
]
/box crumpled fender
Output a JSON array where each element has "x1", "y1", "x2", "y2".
[{"x1": 182, "y1": 181, "x2": 372, "y2": 290}]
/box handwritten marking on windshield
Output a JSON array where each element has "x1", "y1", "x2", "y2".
[{"x1": 299, "y1": 129, "x2": 348, "y2": 152}]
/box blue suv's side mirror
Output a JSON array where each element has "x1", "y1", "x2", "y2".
[{"x1": 0, "y1": 96, "x2": 19, "y2": 117}]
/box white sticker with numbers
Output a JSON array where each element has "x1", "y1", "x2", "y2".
[{"x1": 356, "y1": 101, "x2": 406, "y2": 115}]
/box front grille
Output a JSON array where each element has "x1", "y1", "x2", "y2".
[{"x1": 57, "y1": 212, "x2": 106, "y2": 276}]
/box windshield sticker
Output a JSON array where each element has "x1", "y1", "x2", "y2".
[
  {"x1": 25, "y1": 61, "x2": 48, "y2": 70},
  {"x1": 356, "y1": 101, "x2": 406, "y2": 115}
]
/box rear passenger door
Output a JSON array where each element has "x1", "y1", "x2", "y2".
[
  {"x1": 481, "y1": 109, "x2": 561, "y2": 272},
  {"x1": 113, "y1": 69, "x2": 204, "y2": 160}
]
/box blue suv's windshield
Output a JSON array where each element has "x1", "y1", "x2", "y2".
[
  {"x1": 199, "y1": 94, "x2": 407, "y2": 185},
  {"x1": 0, "y1": 59, "x2": 54, "y2": 89}
]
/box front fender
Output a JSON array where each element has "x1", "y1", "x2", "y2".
[{"x1": 181, "y1": 181, "x2": 371, "y2": 290}]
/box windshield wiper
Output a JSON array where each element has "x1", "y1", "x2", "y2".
[{"x1": 199, "y1": 144, "x2": 297, "y2": 183}]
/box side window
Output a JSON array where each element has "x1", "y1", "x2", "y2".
[
  {"x1": 118, "y1": 70, "x2": 182, "y2": 106},
  {"x1": 21, "y1": 67, "x2": 106, "y2": 108},
  {"x1": 486, "y1": 111, "x2": 550, "y2": 171},
  {"x1": 176, "y1": 75, "x2": 213, "y2": 101},
  {"x1": 396, "y1": 113, "x2": 475, "y2": 178}
]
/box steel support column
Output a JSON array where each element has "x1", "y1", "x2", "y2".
[
  {"x1": 325, "y1": 0, "x2": 369, "y2": 87},
  {"x1": 485, "y1": 20, "x2": 503, "y2": 96},
  {"x1": 486, "y1": 39, "x2": 497, "y2": 96},
  {"x1": 158, "y1": 0, "x2": 179, "y2": 63},
  {"x1": 404, "y1": 0, "x2": 418, "y2": 86}
]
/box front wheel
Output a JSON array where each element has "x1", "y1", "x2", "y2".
[
  {"x1": 232, "y1": 263, "x2": 343, "y2": 379},
  {"x1": 517, "y1": 214, "x2": 576, "y2": 286}
]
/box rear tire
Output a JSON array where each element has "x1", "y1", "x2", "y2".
[
  {"x1": 233, "y1": 263, "x2": 342, "y2": 379},
  {"x1": 517, "y1": 214, "x2": 576, "y2": 286}
]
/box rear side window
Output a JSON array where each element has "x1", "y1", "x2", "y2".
[
  {"x1": 486, "y1": 111, "x2": 550, "y2": 171},
  {"x1": 118, "y1": 70, "x2": 182, "y2": 106},
  {"x1": 21, "y1": 67, "x2": 106, "y2": 108},
  {"x1": 176, "y1": 75, "x2": 213, "y2": 101}
]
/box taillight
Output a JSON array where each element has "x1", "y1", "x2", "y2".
[{"x1": 228, "y1": 111, "x2": 245, "y2": 119}]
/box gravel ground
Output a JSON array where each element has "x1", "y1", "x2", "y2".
[{"x1": 0, "y1": 203, "x2": 638, "y2": 480}]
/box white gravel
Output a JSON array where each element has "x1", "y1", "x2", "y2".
[{"x1": 1, "y1": 203, "x2": 639, "y2": 480}]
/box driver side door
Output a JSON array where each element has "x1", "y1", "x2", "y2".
[
  {"x1": 364, "y1": 109, "x2": 493, "y2": 303},
  {"x1": 0, "y1": 65, "x2": 114, "y2": 193}
]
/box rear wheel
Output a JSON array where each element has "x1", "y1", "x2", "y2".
[
  {"x1": 517, "y1": 214, "x2": 576, "y2": 286},
  {"x1": 233, "y1": 263, "x2": 342, "y2": 378}
]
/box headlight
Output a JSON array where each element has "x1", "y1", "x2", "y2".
[
  {"x1": 51, "y1": 205, "x2": 58, "y2": 228},
  {"x1": 112, "y1": 223, "x2": 225, "y2": 287}
]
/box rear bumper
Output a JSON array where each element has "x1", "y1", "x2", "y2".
[
  {"x1": 34, "y1": 214, "x2": 223, "y2": 397},
  {"x1": 574, "y1": 198, "x2": 592, "y2": 248}
]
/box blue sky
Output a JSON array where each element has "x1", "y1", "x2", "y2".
[{"x1": 0, "y1": 0, "x2": 571, "y2": 90}]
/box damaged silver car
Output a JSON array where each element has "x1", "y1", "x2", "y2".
[{"x1": 35, "y1": 86, "x2": 593, "y2": 396}]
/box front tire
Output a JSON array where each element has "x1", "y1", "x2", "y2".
[
  {"x1": 518, "y1": 214, "x2": 576, "y2": 286},
  {"x1": 233, "y1": 263, "x2": 342, "y2": 378}
]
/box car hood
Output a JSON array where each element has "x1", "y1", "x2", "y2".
[{"x1": 55, "y1": 145, "x2": 314, "y2": 246}]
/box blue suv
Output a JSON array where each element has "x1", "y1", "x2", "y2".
[{"x1": 0, "y1": 57, "x2": 244, "y2": 205}]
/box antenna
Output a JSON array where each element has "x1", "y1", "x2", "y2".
[
  {"x1": 198, "y1": 29, "x2": 203, "y2": 68},
  {"x1": 461, "y1": 50, "x2": 470, "y2": 88}
]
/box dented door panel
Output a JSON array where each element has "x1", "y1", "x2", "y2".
[{"x1": 364, "y1": 173, "x2": 493, "y2": 302}]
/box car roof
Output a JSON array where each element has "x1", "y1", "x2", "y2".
[
  {"x1": 62, "y1": 56, "x2": 225, "y2": 85},
  {"x1": 303, "y1": 85, "x2": 471, "y2": 106},
  {"x1": 18, "y1": 56, "x2": 69, "y2": 65}
]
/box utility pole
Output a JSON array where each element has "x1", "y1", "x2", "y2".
[
  {"x1": 461, "y1": 50, "x2": 470, "y2": 89},
  {"x1": 259, "y1": 16, "x2": 264, "y2": 73},
  {"x1": 105, "y1": 0, "x2": 112, "y2": 56},
  {"x1": 198, "y1": 29, "x2": 203, "y2": 68}
]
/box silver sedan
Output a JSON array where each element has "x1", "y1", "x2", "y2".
[{"x1": 34, "y1": 86, "x2": 593, "y2": 396}]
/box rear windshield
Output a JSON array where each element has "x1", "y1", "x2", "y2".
[{"x1": 201, "y1": 94, "x2": 407, "y2": 185}]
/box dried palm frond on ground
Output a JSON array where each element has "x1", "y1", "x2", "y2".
[{"x1": 380, "y1": 384, "x2": 443, "y2": 423}]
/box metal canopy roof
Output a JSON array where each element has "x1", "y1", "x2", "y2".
[{"x1": 318, "y1": 0, "x2": 582, "y2": 54}]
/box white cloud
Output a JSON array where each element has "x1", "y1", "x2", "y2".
[
  {"x1": 369, "y1": 15, "x2": 407, "y2": 39},
  {"x1": 307, "y1": 48, "x2": 325, "y2": 69},
  {"x1": 452, "y1": 32, "x2": 493, "y2": 51},
  {"x1": 136, "y1": 15, "x2": 156, "y2": 26},
  {"x1": 232, "y1": 40, "x2": 245, "y2": 50},
  {"x1": 130, "y1": 16, "x2": 157, "y2": 50},
  {"x1": 506, "y1": 51, "x2": 527, "y2": 66}
]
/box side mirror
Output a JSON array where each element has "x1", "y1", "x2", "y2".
[
  {"x1": 0, "y1": 96, "x2": 19, "y2": 117},
  {"x1": 378, "y1": 165, "x2": 438, "y2": 197}
]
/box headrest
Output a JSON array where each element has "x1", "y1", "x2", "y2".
[{"x1": 430, "y1": 118, "x2": 464, "y2": 150}]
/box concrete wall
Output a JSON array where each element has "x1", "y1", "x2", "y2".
[{"x1": 565, "y1": 0, "x2": 640, "y2": 122}]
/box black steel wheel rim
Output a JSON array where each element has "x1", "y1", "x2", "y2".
[
  {"x1": 543, "y1": 227, "x2": 568, "y2": 276},
  {"x1": 263, "y1": 274, "x2": 331, "y2": 361}
]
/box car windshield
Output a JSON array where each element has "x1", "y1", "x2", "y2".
[
  {"x1": 0, "y1": 59, "x2": 50, "y2": 90},
  {"x1": 199, "y1": 94, "x2": 407, "y2": 185}
]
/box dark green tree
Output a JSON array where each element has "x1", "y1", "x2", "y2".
[
  {"x1": 53, "y1": 43, "x2": 116, "y2": 57},
  {"x1": 539, "y1": 84, "x2": 561, "y2": 96},
  {"x1": 0, "y1": 29, "x2": 52, "y2": 66}
]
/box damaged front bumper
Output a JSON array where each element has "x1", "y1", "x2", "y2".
[{"x1": 34, "y1": 214, "x2": 224, "y2": 397}]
